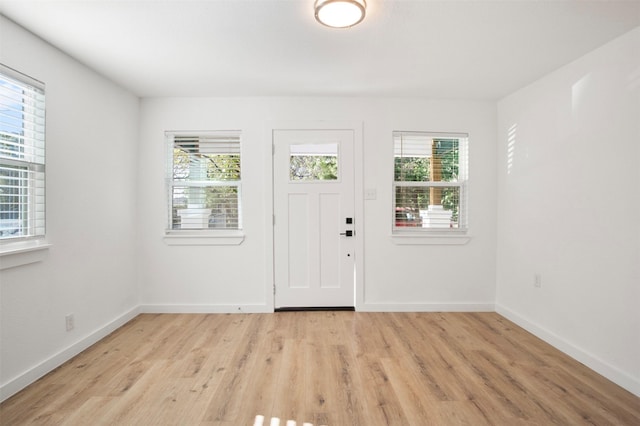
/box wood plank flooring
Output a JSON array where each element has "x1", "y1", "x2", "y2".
[{"x1": 1, "y1": 312, "x2": 639, "y2": 425}]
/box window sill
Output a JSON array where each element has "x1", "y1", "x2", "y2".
[
  {"x1": 0, "y1": 240, "x2": 52, "y2": 270},
  {"x1": 163, "y1": 231, "x2": 245, "y2": 246},
  {"x1": 391, "y1": 232, "x2": 471, "y2": 245}
]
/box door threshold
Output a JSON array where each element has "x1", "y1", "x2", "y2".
[{"x1": 275, "y1": 306, "x2": 355, "y2": 312}]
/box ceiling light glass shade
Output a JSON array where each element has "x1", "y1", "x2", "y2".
[{"x1": 315, "y1": 0, "x2": 366, "y2": 28}]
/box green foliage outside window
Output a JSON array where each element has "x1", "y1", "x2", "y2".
[
  {"x1": 290, "y1": 155, "x2": 338, "y2": 181},
  {"x1": 394, "y1": 139, "x2": 460, "y2": 224},
  {"x1": 172, "y1": 148, "x2": 240, "y2": 229}
]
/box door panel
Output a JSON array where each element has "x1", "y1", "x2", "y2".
[
  {"x1": 319, "y1": 193, "x2": 340, "y2": 289},
  {"x1": 288, "y1": 193, "x2": 310, "y2": 289},
  {"x1": 274, "y1": 129, "x2": 355, "y2": 308}
]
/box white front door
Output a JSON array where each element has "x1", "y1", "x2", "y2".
[{"x1": 273, "y1": 129, "x2": 355, "y2": 308}]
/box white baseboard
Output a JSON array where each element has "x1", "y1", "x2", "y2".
[
  {"x1": 0, "y1": 305, "x2": 140, "y2": 403},
  {"x1": 139, "y1": 304, "x2": 272, "y2": 314},
  {"x1": 359, "y1": 302, "x2": 495, "y2": 312},
  {"x1": 141, "y1": 303, "x2": 495, "y2": 314},
  {"x1": 496, "y1": 304, "x2": 640, "y2": 398}
]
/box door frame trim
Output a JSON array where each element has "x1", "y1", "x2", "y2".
[{"x1": 265, "y1": 121, "x2": 364, "y2": 312}]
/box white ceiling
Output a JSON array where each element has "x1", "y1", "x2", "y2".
[{"x1": 1, "y1": 0, "x2": 639, "y2": 100}]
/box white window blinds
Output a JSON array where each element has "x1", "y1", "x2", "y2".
[
  {"x1": 167, "y1": 132, "x2": 242, "y2": 231},
  {"x1": 0, "y1": 64, "x2": 46, "y2": 240},
  {"x1": 393, "y1": 131, "x2": 468, "y2": 231}
]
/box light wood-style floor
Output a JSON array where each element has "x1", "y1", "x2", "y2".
[{"x1": 1, "y1": 312, "x2": 639, "y2": 425}]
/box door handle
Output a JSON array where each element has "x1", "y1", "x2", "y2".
[{"x1": 340, "y1": 230, "x2": 354, "y2": 237}]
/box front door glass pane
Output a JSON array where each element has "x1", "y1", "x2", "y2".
[{"x1": 289, "y1": 143, "x2": 338, "y2": 181}]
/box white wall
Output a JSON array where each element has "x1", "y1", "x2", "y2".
[
  {"x1": 496, "y1": 27, "x2": 640, "y2": 395},
  {"x1": 138, "y1": 97, "x2": 497, "y2": 312},
  {"x1": 0, "y1": 17, "x2": 140, "y2": 400}
]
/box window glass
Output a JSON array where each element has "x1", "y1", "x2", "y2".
[
  {"x1": 393, "y1": 132, "x2": 467, "y2": 231},
  {"x1": 0, "y1": 65, "x2": 46, "y2": 240},
  {"x1": 167, "y1": 132, "x2": 241, "y2": 231},
  {"x1": 289, "y1": 143, "x2": 338, "y2": 181}
]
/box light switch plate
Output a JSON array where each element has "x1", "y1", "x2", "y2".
[{"x1": 364, "y1": 188, "x2": 377, "y2": 200}]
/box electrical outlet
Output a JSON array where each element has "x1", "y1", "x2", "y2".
[
  {"x1": 534, "y1": 273, "x2": 542, "y2": 288},
  {"x1": 65, "y1": 314, "x2": 75, "y2": 331}
]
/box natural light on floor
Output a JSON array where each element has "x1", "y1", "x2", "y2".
[{"x1": 254, "y1": 415, "x2": 322, "y2": 426}]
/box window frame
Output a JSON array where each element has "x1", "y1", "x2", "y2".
[
  {"x1": 391, "y1": 131, "x2": 470, "y2": 244},
  {"x1": 164, "y1": 130, "x2": 244, "y2": 246},
  {"x1": 0, "y1": 64, "x2": 50, "y2": 265}
]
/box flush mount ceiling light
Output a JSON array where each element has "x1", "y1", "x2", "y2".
[{"x1": 314, "y1": 0, "x2": 366, "y2": 28}]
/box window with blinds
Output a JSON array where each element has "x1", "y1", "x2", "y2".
[
  {"x1": 393, "y1": 131, "x2": 468, "y2": 232},
  {"x1": 167, "y1": 131, "x2": 241, "y2": 231},
  {"x1": 0, "y1": 65, "x2": 46, "y2": 240}
]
